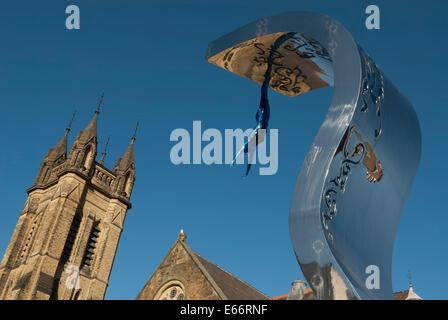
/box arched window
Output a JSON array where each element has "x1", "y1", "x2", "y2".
[
  {"x1": 158, "y1": 285, "x2": 185, "y2": 300},
  {"x1": 154, "y1": 281, "x2": 186, "y2": 300}
]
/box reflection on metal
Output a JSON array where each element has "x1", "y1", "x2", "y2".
[
  {"x1": 206, "y1": 11, "x2": 421, "y2": 299},
  {"x1": 207, "y1": 32, "x2": 332, "y2": 97}
]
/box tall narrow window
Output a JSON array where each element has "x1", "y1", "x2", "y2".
[
  {"x1": 19, "y1": 218, "x2": 38, "y2": 261},
  {"x1": 51, "y1": 213, "x2": 82, "y2": 300},
  {"x1": 61, "y1": 213, "x2": 82, "y2": 263},
  {"x1": 81, "y1": 222, "x2": 100, "y2": 269}
]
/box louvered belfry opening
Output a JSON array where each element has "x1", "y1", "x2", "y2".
[
  {"x1": 61, "y1": 213, "x2": 82, "y2": 263},
  {"x1": 81, "y1": 222, "x2": 100, "y2": 269}
]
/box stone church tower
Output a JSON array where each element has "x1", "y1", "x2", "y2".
[{"x1": 0, "y1": 98, "x2": 136, "y2": 300}]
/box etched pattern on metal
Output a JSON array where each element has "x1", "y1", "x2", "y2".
[
  {"x1": 359, "y1": 47, "x2": 384, "y2": 140},
  {"x1": 322, "y1": 127, "x2": 366, "y2": 242},
  {"x1": 207, "y1": 32, "x2": 332, "y2": 97},
  {"x1": 321, "y1": 47, "x2": 386, "y2": 242}
]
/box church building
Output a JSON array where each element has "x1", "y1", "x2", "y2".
[
  {"x1": 137, "y1": 231, "x2": 269, "y2": 300},
  {"x1": 0, "y1": 97, "x2": 136, "y2": 300}
]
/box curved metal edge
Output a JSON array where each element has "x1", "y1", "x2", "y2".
[{"x1": 206, "y1": 11, "x2": 421, "y2": 300}]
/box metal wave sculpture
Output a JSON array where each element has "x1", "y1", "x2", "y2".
[{"x1": 206, "y1": 11, "x2": 421, "y2": 299}]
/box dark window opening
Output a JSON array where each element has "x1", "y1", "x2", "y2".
[
  {"x1": 61, "y1": 214, "x2": 82, "y2": 263},
  {"x1": 170, "y1": 287, "x2": 177, "y2": 299},
  {"x1": 81, "y1": 222, "x2": 100, "y2": 269}
]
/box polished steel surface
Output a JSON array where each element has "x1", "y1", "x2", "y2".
[
  {"x1": 206, "y1": 11, "x2": 421, "y2": 299},
  {"x1": 207, "y1": 32, "x2": 332, "y2": 97}
]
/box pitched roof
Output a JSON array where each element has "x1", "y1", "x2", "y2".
[
  {"x1": 192, "y1": 252, "x2": 270, "y2": 300},
  {"x1": 174, "y1": 232, "x2": 270, "y2": 300},
  {"x1": 393, "y1": 290, "x2": 410, "y2": 300}
]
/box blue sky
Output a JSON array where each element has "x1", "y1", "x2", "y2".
[{"x1": 0, "y1": 0, "x2": 446, "y2": 299}]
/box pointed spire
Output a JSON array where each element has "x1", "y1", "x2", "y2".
[
  {"x1": 78, "y1": 94, "x2": 103, "y2": 143},
  {"x1": 100, "y1": 135, "x2": 111, "y2": 165},
  {"x1": 406, "y1": 284, "x2": 422, "y2": 300},
  {"x1": 406, "y1": 270, "x2": 422, "y2": 300},
  {"x1": 78, "y1": 112, "x2": 97, "y2": 143},
  {"x1": 115, "y1": 121, "x2": 138, "y2": 171},
  {"x1": 48, "y1": 111, "x2": 77, "y2": 161}
]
